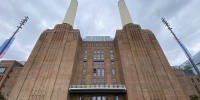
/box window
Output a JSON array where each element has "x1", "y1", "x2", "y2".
[
  {"x1": 84, "y1": 50, "x2": 88, "y2": 54},
  {"x1": 94, "y1": 50, "x2": 97, "y2": 54},
  {"x1": 110, "y1": 49, "x2": 113, "y2": 53},
  {"x1": 93, "y1": 69, "x2": 97, "y2": 76},
  {"x1": 80, "y1": 96, "x2": 84, "y2": 100},
  {"x1": 81, "y1": 78, "x2": 86, "y2": 85},
  {"x1": 97, "y1": 50, "x2": 101, "y2": 53},
  {"x1": 102, "y1": 79, "x2": 105, "y2": 84},
  {"x1": 92, "y1": 96, "x2": 96, "y2": 100},
  {"x1": 102, "y1": 96, "x2": 106, "y2": 100},
  {"x1": 0, "y1": 68, "x2": 6, "y2": 74},
  {"x1": 82, "y1": 69, "x2": 86, "y2": 76},
  {"x1": 101, "y1": 54, "x2": 104, "y2": 59},
  {"x1": 92, "y1": 96, "x2": 106, "y2": 100},
  {"x1": 94, "y1": 49, "x2": 104, "y2": 59},
  {"x1": 97, "y1": 79, "x2": 101, "y2": 84},
  {"x1": 112, "y1": 78, "x2": 117, "y2": 84},
  {"x1": 94, "y1": 54, "x2": 97, "y2": 59},
  {"x1": 100, "y1": 50, "x2": 104, "y2": 53},
  {"x1": 83, "y1": 54, "x2": 87, "y2": 59},
  {"x1": 110, "y1": 54, "x2": 114, "y2": 59},
  {"x1": 94, "y1": 61, "x2": 104, "y2": 66},
  {"x1": 97, "y1": 69, "x2": 101, "y2": 76},
  {"x1": 102, "y1": 69, "x2": 105, "y2": 76},
  {"x1": 83, "y1": 61, "x2": 87, "y2": 66},
  {"x1": 97, "y1": 96, "x2": 101, "y2": 100},
  {"x1": 97, "y1": 54, "x2": 101, "y2": 59},
  {"x1": 93, "y1": 78, "x2": 97, "y2": 84},
  {"x1": 111, "y1": 61, "x2": 115, "y2": 66},
  {"x1": 114, "y1": 96, "x2": 119, "y2": 100},
  {"x1": 112, "y1": 69, "x2": 116, "y2": 75}
]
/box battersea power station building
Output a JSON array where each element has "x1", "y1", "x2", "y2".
[{"x1": 1, "y1": 0, "x2": 198, "y2": 100}]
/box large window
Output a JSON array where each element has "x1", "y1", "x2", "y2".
[
  {"x1": 92, "y1": 96, "x2": 106, "y2": 100},
  {"x1": 94, "y1": 61, "x2": 104, "y2": 66},
  {"x1": 0, "y1": 67, "x2": 6, "y2": 74},
  {"x1": 94, "y1": 49, "x2": 104, "y2": 60}
]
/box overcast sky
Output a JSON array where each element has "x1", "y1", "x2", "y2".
[{"x1": 0, "y1": 0, "x2": 200, "y2": 66}]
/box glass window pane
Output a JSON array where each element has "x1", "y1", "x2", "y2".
[
  {"x1": 94, "y1": 61, "x2": 104, "y2": 66},
  {"x1": 92, "y1": 96, "x2": 96, "y2": 100},
  {"x1": 83, "y1": 61, "x2": 87, "y2": 66},
  {"x1": 101, "y1": 54, "x2": 104, "y2": 59},
  {"x1": 110, "y1": 49, "x2": 113, "y2": 53},
  {"x1": 84, "y1": 50, "x2": 87, "y2": 53},
  {"x1": 102, "y1": 79, "x2": 105, "y2": 84},
  {"x1": 0, "y1": 68, "x2": 6, "y2": 74},
  {"x1": 93, "y1": 78, "x2": 96, "y2": 84},
  {"x1": 111, "y1": 61, "x2": 115, "y2": 66},
  {"x1": 80, "y1": 96, "x2": 84, "y2": 100},
  {"x1": 112, "y1": 78, "x2": 117, "y2": 84},
  {"x1": 102, "y1": 69, "x2": 104, "y2": 76},
  {"x1": 93, "y1": 69, "x2": 96, "y2": 76},
  {"x1": 101, "y1": 50, "x2": 104, "y2": 53},
  {"x1": 97, "y1": 69, "x2": 101, "y2": 76},
  {"x1": 97, "y1": 96, "x2": 101, "y2": 100},
  {"x1": 112, "y1": 69, "x2": 116, "y2": 75},
  {"x1": 84, "y1": 54, "x2": 87, "y2": 59},
  {"x1": 97, "y1": 79, "x2": 101, "y2": 84},
  {"x1": 110, "y1": 54, "x2": 114, "y2": 59},
  {"x1": 82, "y1": 69, "x2": 86, "y2": 76},
  {"x1": 102, "y1": 96, "x2": 106, "y2": 100},
  {"x1": 114, "y1": 96, "x2": 119, "y2": 100},
  {"x1": 81, "y1": 78, "x2": 86, "y2": 85}
]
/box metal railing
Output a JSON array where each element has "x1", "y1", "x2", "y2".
[{"x1": 69, "y1": 85, "x2": 126, "y2": 90}]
